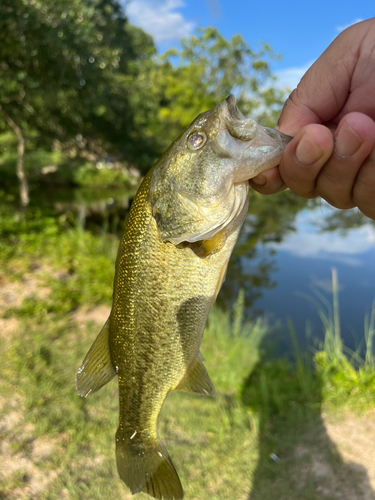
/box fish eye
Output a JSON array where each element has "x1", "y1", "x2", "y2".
[{"x1": 187, "y1": 130, "x2": 206, "y2": 150}]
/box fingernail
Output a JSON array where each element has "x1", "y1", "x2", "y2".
[
  {"x1": 334, "y1": 122, "x2": 363, "y2": 158},
  {"x1": 295, "y1": 132, "x2": 324, "y2": 166},
  {"x1": 251, "y1": 175, "x2": 266, "y2": 186}
]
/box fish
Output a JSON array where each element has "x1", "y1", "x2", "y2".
[{"x1": 75, "y1": 95, "x2": 291, "y2": 500}]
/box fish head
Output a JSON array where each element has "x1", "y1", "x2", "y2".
[{"x1": 150, "y1": 94, "x2": 292, "y2": 245}]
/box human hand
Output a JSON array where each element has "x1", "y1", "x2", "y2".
[{"x1": 250, "y1": 18, "x2": 375, "y2": 220}]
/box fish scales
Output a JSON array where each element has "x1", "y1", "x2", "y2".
[
  {"x1": 112, "y1": 168, "x2": 239, "y2": 430},
  {"x1": 75, "y1": 95, "x2": 292, "y2": 500}
]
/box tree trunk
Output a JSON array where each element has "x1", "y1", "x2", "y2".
[{"x1": 0, "y1": 107, "x2": 29, "y2": 207}]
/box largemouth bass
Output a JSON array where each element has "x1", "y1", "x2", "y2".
[{"x1": 75, "y1": 95, "x2": 291, "y2": 499}]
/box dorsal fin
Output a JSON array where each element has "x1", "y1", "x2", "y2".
[{"x1": 75, "y1": 319, "x2": 117, "y2": 397}]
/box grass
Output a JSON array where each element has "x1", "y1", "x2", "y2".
[
  {"x1": 295, "y1": 268, "x2": 375, "y2": 412},
  {"x1": 1, "y1": 296, "x2": 265, "y2": 499},
  {"x1": 1, "y1": 208, "x2": 375, "y2": 499}
]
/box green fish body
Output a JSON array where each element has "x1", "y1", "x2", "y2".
[{"x1": 76, "y1": 95, "x2": 291, "y2": 499}]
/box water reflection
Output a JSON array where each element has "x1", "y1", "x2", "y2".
[
  {"x1": 218, "y1": 189, "x2": 310, "y2": 314},
  {"x1": 32, "y1": 185, "x2": 135, "y2": 234},
  {"x1": 249, "y1": 202, "x2": 375, "y2": 353}
]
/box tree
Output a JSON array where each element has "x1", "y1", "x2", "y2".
[
  {"x1": 0, "y1": 0, "x2": 155, "y2": 205},
  {"x1": 143, "y1": 28, "x2": 286, "y2": 158}
]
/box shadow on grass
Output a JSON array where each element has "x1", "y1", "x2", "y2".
[{"x1": 242, "y1": 357, "x2": 374, "y2": 500}]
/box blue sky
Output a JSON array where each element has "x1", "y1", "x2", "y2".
[{"x1": 126, "y1": 0, "x2": 375, "y2": 88}]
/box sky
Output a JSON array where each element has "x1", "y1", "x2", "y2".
[{"x1": 126, "y1": 0, "x2": 375, "y2": 89}]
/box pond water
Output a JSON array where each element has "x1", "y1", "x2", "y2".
[{"x1": 247, "y1": 205, "x2": 375, "y2": 354}]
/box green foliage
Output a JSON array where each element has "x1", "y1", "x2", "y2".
[
  {"x1": 293, "y1": 268, "x2": 375, "y2": 412},
  {"x1": 315, "y1": 351, "x2": 375, "y2": 408},
  {"x1": 0, "y1": 3, "x2": 288, "y2": 188},
  {"x1": 0, "y1": 0, "x2": 156, "y2": 166},
  {"x1": 0, "y1": 285, "x2": 267, "y2": 499},
  {"x1": 73, "y1": 162, "x2": 133, "y2": 188},
  {"x1": 1, "y1": 313, "x2": 122, "y2": 499},
  {"x1": 243, "y1": 360, "x2": 317, "y2": 428},
  {"x1": 145, "y1": 28, "x2": 285, "y2": 157},
  {"x1": 0, "y1": 200, "x2": 116, "y2": 311},
  {"x1": 242, "y1": 336, "x2": 321, "y2": 434},
  {"x1": 313, "y1": 289, "x2": 375, "y2": 410},
  {"x1": 241, "y1": 269, "x2": 375, "y2": 438}
]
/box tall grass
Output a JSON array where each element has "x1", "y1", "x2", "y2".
[
  {"x1": 241, "y1": 267, "x2": 375, "y2": 431},
  {"x1": 295, "y1": 268, "x2": 375, "y2": 411},
  {"x1": 364, "y1": 299, "x2": 375, "y2": 369}
]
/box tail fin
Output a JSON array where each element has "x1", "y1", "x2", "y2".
[{"x1": 116, "y1": 428, "x2": 183, "y2": 500}]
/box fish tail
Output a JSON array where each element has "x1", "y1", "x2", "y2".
[{"x1": 116, "y1": 427, "x2": 183, "y2": 500}]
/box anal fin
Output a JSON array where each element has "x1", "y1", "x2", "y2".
[
  {"x1": 75, "y1": 319, "x2": 116, "y2": 397},
  {"x1": 175, "y1": 352, "x2": 215, "y2": 397}
]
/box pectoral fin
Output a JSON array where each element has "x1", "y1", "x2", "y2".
[
  {"x1": 175, "y1": 352, "x2": 215, "y2": 397},
  {"x1": 75, "y1": 319, "x2": 117, "y2": 397},
  {"x1": 189, "y1": 229, "x2": 226, "y2": 258}
]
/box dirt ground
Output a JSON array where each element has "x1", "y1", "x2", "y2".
[{"x1": 324, "y1": 411, "x2": 375, "y2": 499}]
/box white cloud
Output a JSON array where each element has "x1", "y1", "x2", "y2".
[
  {"x1": 336, "y1": 18, "x2": 364, "y2": 33},
  {"x1": 271, "y1": 206, "x2": 375, "y2": 261},
  {"x1": 126, "y1": 0, "x2": 194, "y2": 44},
  {"x1": 274, "y1": 62, "x2": 312, "y2": 91}
]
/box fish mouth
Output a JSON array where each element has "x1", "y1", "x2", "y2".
[
  {"x1": 245, "y1": 125, "x2": 292, "y2": 155},
  {"x1": 220, "y1": 95, "x2": 293, "y2": 182},
  {"x1": 222, "y1": 95, "x2": 256, "y2": 141},
  {"x1": 263, "y1": 126, "x2": 293, "y2": 145},
  {"x1": 239, "y1": 125, "x2": 292, "y2": 180},
  {"x1": 224, "y1": 94, "x2": 246, "y2": 121},
  {"x1": 222, "y1": 95, "x2": 292, "y2": 145}
]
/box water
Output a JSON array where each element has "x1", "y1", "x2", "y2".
[{"x1": 226, "y1": 202, "x2": 375, "y2": 354}]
